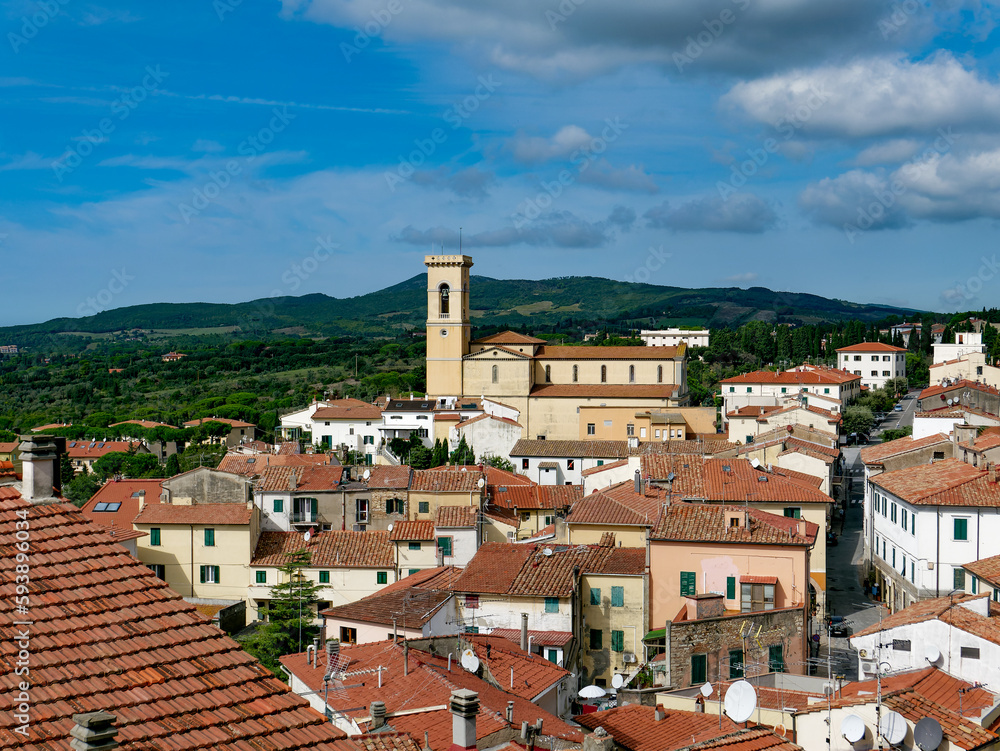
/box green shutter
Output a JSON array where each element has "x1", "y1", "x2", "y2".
[
  {"x1": 611, "y1": 586, "x2": 624, "y2": 607},
  {"x1": 377, "y1": 571, "x2": 388, "y2": 585},
  {"x1": 955, "y1": 568, "x2": 966, "y2": 589},
  {"x1": 150, "y1": 527, "x2": 161, "y2": 546},
  {"x1": 680, "y1": 571, "x2": 696, "y2": 596},
  {"x1": 437, "y1": 537, "x2": 453, "y2": 556},
  {"x1": 319, "y1": 571, "x2": 330, "y2": 584},
  {"x1": 419, "y1": 501, "x2": 429, "y2": 514},
  {"x1": 204, "y1": 528, "x2": 215, "y2": 547},
  {"x1": 311, "y1": 498, "x2": 318, "y2": 516},
  {"x1": 590, "y1": 588, "x2": 601, "y2": 605},
  {"x1": 545, "y1": 597, "x2": 559, "y2": 613},
  {"x1": 611, "y1": 630, "x2": 624, "y2": 652},
  {"x1": 955, "y1": 518, "x2": 968, "y2": 541},
  {"x1": 409, "y1": 541, "x2": 421, "y2": 551},
  {"x1": 213, "y1": 566, "x2": 219, "y2": 583},
  {"x1": 590, "y1": 629, "x2": 603, "y2": 649},
  {"x1": 769, "y1": 645, "x2": 785, "y2": 673},
  {"x1": 727, "y1": 577, "x2": 736, "y2": 600},
  {"x1": 386, "y1": 499, "x2": 394, "y2": 514},
  {"x1": 256, "y1": 570, "x2": 266, "y2": 584},
  {"x1": 273, "y1": 498, "x2": 283, "y2": 513},
  {"x1": 199, "y1": 565, "x2": 206, "y2": 584},
  {"x1": 729, "y1": 649, "x2": 744, "y2": 679},
  {"x1": 691, "y1": 654, "x2": 707, "y2": 684}
]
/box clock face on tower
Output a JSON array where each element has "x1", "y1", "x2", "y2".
[{"x1": 440, "y1": 329, "x2": 448, "y2": 337}]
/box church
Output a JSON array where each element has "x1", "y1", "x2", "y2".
[{"x1": 424, "y1": 254, "x2": 691, "y2": 441}]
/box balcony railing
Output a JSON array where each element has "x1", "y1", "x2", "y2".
[{"x1": 290, "y1": 512, "x2": 317, "y2": 524}]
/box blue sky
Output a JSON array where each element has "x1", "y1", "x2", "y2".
[{"x1": 2, "y1": 0, "x2": 1000, "y2": 325}]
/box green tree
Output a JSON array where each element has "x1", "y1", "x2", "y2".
[
  {"x1": 409, "y1": 443, "x2": 432, "y2": 469},
  {"x1": 165, "y1": 453, "x2": 182, "y2": 476},
  {"x1": 450, "y1": 436, "x2": 475, "y2": 465},
  {"x1": 431, "y1": 439, "x2": 448, "y2": 467},
  {"x1": 880, "y1": 426, "x2": 913, "y2": 442},
  {"x1": 482, "y1": 454, "x2": 514, "y2": 472},
  {"x1": 905, "y1": 352, "x2": 929, "y2": 388},
  {"x1": 64, "y1": 469, "x2": 102, "y2": 507},
  {"x1": 843, "y1": 405, "x2": 875, "y2": 437},
  {"x1": 242, "y1": 550, "x2": 322, "y2": 676}
]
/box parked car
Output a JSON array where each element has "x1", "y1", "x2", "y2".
[
  {"x1": 827, "y1": 531, "x2": 839, "y2": 546},
  {"x1": 894, "y1": 405, "x2": 904, "y2": 412},
  {"x1": 828, "y1": 615, "x2": 849, "y2": 637}
]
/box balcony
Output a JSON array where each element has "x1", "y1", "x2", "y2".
[{"x1": 290, "y1": 512, "x2": 317, "y2": 525}]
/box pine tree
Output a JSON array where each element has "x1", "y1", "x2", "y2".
[
  {"x1": 431, "y1": 439, "x2": 448, "y2": 467},
  {"x1": 165, "y1": 453, "x2": 181, "y2": 476}
]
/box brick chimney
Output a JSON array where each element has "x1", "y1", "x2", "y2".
[
  {"x1": 449, "y1": 689, "x2": 479, "y2": 751},
  {"x1": 70, "y1": 711, "x2": 118, "y2": 751},
  {"x1": 18, "y1": 435, "x2": 59, "y2": 504}
]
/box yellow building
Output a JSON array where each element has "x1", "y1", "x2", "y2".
[
  {"x1": 581, "y1": 550, "x2": 648, "y2": 687},
  {"x1": 577, "y1": 406, "x2": 717, "y2": 442},
  {"x1": 424, "y1": 254, "x2": 689, "y2": 440},
  {"x1": 408, "y1": 466, "x2": 484, "y2": 521}
]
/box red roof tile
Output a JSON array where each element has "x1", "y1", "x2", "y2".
[
  {"x1": 473, "y1": 331, "x2": 546, "y2": 345},
  {"x1": 860, "y1": 433, "x2": 951, "y2": 465},
  {"x1": 581, "y1": 459, "x2": 629, "y2": 477},
  {"x1": 217, "y1": 451, "x2": 338, "y2": 477},
  {"x1": 109, "y1": 419, "x2": 179, "y2": 430},
  {"x1": 80, "y1": 478, "x2": 163, "y2": 533},
  {"x1": 511, "y1": 439, "x2": 629, "y2": 458},
  {"x1": 0, "y1": 490, "x2": 349, "y2": 750},
  {"x1": 872, "y1": 458, "x2": 1000, "y2": 506},
  {"x1": 435, "y1": 505, "x2": 478, "y2": 528},
  {"x1": 389, "y1": 520, "x2": 435, "y2": 541},
  {"x1": 256, "y1": 464, "x2": 345, "y2": 492},
  {"x1": 133, "y1": 501, "x2": 252, "y2": 525},
  {"x1": 536, "y1": 344, "x2": 683, "y2": 360},
  {"x1": 411, "y1": 467, "x2": 484, "y2": 493},
  {"x1": 491, "y1": 484, "x2": 582, "y2": 510},
  {"x1": 650, "y1": 504, "x2": 817, "y2": 546},
  {"x1": 852, "y1": 594, "x2": 984, "y2": 639},
  {"x1": 721, "y1": 367, "x2": 860, "y2": 386},
  {"x1": 840, "y1": 666, "x2": 995, "y2": 716},
  {"x1": 484, "y1": 467, "x2": 534, "y2": 487},
  {"x1": 312, "y1": 398, "x2": 384, "y2": 421},
  {"x1": 529, "y1": 384, "x2": 679, "y2": 398},
  {"x1": 489, "y1": 628, "x2": 574, "y2": 647},
  {"x1": 836, "y1": 342, "x2": 907, "y2": 352},
  {"x1": 575, "y1": 704, "x2": 741, "y2": 751},
  {"x1": 66, "y1": 440, "x2": 145, "y2": 459},
  {"x1": 321, "y1": 587, "x2": 453, "y2": 628},
  {"x1": 183, "y1": 416, "x2": 256, "y2": 428},
  {"x1": 253, "y1": 530, "x2": 395, "y2": 568},
  {"x1": 367, "y1": 465, "x2": 413, "y2": 489}
]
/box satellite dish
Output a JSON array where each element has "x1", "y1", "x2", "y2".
[
  {"x1": 387, "y1": 523, "x2": 393, "y2": 532},
  {"x1": 880, "y1": 710, "x2": 907, "y2": 745},
  {"x1": 611, "y1": 674, "x2": 625, "y2": 689},
  {"x1": 478, "y1": 477, "x2": 485, "y2": 489},
  {"x1": 841, "y1": 715, "x2": 866, "y2": 744},
  {"x1": 460, "y1": 649, "x2": 480, "y2": 673},
  {"x1": 700, "y1": 682, "x2": 713, "y2": 698},
  {"x1": 750, "y1": 458, "x2": 761, "y2": 469},
  {"x1": 542, "y1": 548, "x2": 553, "y2": 556},
  {"x1": 724, "y1": 680, "x2": 757, "y2": 723},
  {"x1": 914, "y1": 718, "x2": 944, "y2": 751},
  {"x1": 363, "y1": 469, "x2": 371, "y2": 480},
  {"x1": 303, "y1": 530, "x2": 311, "y2": 543},
  {"x1": 925, "y1": 644, "x2": 941, "y2": 664}
]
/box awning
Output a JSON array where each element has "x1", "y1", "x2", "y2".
[{"x1": 740, "y1": 575, "x2": 778, "y2": 584}]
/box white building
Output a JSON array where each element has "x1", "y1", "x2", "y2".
[
  {"x1": 934, "y1": 331, "x2": 986, "y2": 365},
  {"x1": 381, "y1": 398, "x2": 481, "y2": 448},
  {"x1": 719, "y1": 365, "x2": 861, "y2": 424},
  {"x1": 836, "y1": 342, "x2": 907, "y2": 390},
  {"x1": 868, "y1": 457, "x2": 1000, "y2": 611},
  {"x1": 640, "y1": 328, "x2": 710, "y2": 348},
  {"x1": 509, "y1": 438, "x2": 630, "y2": 485},
  {"x1": 309, "y1": 398, "x2": 383, "y2": 461},
  {"x1": 929, "y1": 352, "x2": 1000, "y2": 389},
  {"x1": 278, "y1": 400, "x2": 331, "y2": 441},
  {"x1": 449, "y1": 413, "x2": 523, "y2": 463}
]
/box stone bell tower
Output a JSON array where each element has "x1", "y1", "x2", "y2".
[{"x1": 425, "y1": 255, "x2": 473, "y2": 397}]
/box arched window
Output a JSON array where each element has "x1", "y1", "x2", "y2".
[
  {"x1": 629, "y1": 365, "x2": 635, "y2": 383},
  {"x1": 492, "y1": 364, "x2": 499, "y2": 384},
  {"x1": 657, "y1": 365, "x2": 663, "y2": 384},
  {"x1": 572, "y1": 365, "x2": 578, "y2": 383},
  {"x1": 601, "y1": 365, "x2": 607, "y2": 383},
  {"x1": 545, "y1": 365, "x2": 551, "y2": 383},
  {"x1": 439, "y1": 284, "x2": 450, "y2": 317}
]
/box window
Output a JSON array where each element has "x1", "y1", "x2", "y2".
[
  {"x1": 629, "y1": 365, "x2": 635, "y2": 383},
  {"x1": 437, "y1": 537, "x2": 453, "y2": 557},
  {"x1": 747, "y1": 387, "x2": 752, "y2": 393},
  {"x1": 783, "y1": 508, "x2": 801, "y2": 519},
  {"x1": 256, "y1": 570, "x2": 266, "y2": 584},
  {"x1": 545, "y1": 365, "x2": 551, "y2": 383},
  {"x1": 824, "y1": 388, "x2": 830, "y2": 394},
  {"x1": 603, "y1": 420, "x2": 612, "y2": 427},
  {"x1": 769, "y1": 644, "x2": 785, "y2": 672},
  {"x1": 319, "y1": 571, "x2": 330, "y2": 584},
  {"x1": 573, "y1": 365, "x2": 578, "y2": 382},
  {"x1": 492, "y1": 365, "x2": 498, "y2": 384},
  {"x1": 601, "y1": 365, "x2": 607, "y2": 383},
  {"x1": 547, "y1": 649, "x2": 559, "y2": 664},
  {"x1": 954, "y1": 568, "x2": 966, "y2": 589},
  {"x1": 597, "y1": 460, "x2": 604, "y2": 466},
  {"x1": 340, "y1": 626, "x2": 358, "y2": 644},
  {"x1": 150, "y1": 527, "x2": 161, "y2": 546},
  {"x1": 854, "y1": 355, "x2": 861, "y2": 361},
  {"x1": 911, "y1": 562, "x2": 915, "y2": 582},
  {"x1": 611, "y1": 630, "x2": 625, "y2": 652},
  {"x1": 611, "y1": 586, "x2": 624, "y2": 607},
  {"x1": 589, "y1": 629, "x2": 603, "y2": 649},
  {"x1": 587, "y1": 423, "x2": 595, "y2": 435},
  {"x1": 955, "y1": 517, "x2": 968, "y2": 541},
  {"x1": 657, "y1": 365, "x2": 663, "y2": 383},
  {"x1": 741, "y1": 583, "x2": 775, "y2": 612},
  {"x1": 746, "y1": 436, "x2": 754, "y2": 445},
  {"x1": 691, "y1": 654, "x2": 707, "y2": 684},
  {"x1": 890, "y1": 504, "x2": 896, "y2": 523},
  {"x1": 780, "y1": 387, "x2": 787, "y2": 394},
  {"x1": 464, "y1": 625, "x2": 480, "y2": 634},
  {"x1": 871, "y1": 371, "x2": 878, "y2": 377},
  {"x1": 409, "y1": 568, "x2": 420, "y2": 576},
  {"x1": 961, "y1": 647, "x2": 980, "y2": 659},
  {"x1": 199, "y1": 565, "x2": 219, "y2": 584},
  {"x1": 439, "y1": 284, "x2": 450, "y2": 316},
  {"x1": 149, "y1": 564, "x2": 165, "y2": 580},
  {"x1": 545, "y1": 597, "x2": 559, "y2": 613},
  {"x1": 933, "y1": 451, "x2": 945, "y2": 460},
  {"x1": 729, "y1": 387, "x2": 735, "y2": 393},
  {"x1": 408, "y1": 541, "x2": 421, "y2": 551},
  {"x1": 567, "y1": 459, "x2": 575, "y2": 470},
  {"x1": 883, "y1": 371, "x2": 890, "y2": 377},
  {"x1": 377, "y1": 571, "x2": 389, "y2": 585},
  {"x1": 901, "y1": 509, "x2": 907, "y2": 528},
  {"x1": 521, "y1": 459, "x2": 529, "y2": 470},
  {"x1": 680, "y1": 571, "x2": 696, "y2": 596},
  {"x1": 419, "y1": 501, "x2": 429, "y2": 514},
  {"x1": 273, "y1": 498, "x2": 283, "y2": 513},
  {"x1": 854, "y1": 370, "x2": 861, "y2": 375},
  {"x1": 727, "y1": 576, "x2": 736, "y2": 600},
  {"x1": 590, "y1": 587, "x2": 601, "y2": 605},
  {"x1": 204, "y1": 528, "x2": 215, "y2": 547},
  {"x1": 626, "y1": 424, "x2": 635, "y2": 437},
  {"x1": 466, "y1": 595, "x2": 479, "y2": 608},
  {"x1": 972, "y1": 576, "x2": 978, "y2": 594},
  {"x1": 729, "y1": 649, "x2": 744, "y2": 679},
  {"x1": 892, "y1": 548, "x2": 896, "y2": 567}
]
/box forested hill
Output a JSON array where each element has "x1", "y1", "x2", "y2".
[{"x1": 0, "y1": 274, "x2": 923, "y2": 343}]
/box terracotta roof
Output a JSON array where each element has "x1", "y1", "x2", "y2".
[
  {"x1": 650, "y1": 503, "x2": 817, "y2": 546},
  {"x1": 453, "y1": 543, "x2": 645, "y2": 598},
  {"x1": 727, "y1": 405, "x2": 782, "y2": 418},
  {"x1": 278, "y1": 441, "x2": 300, "y2": 455},
  {"x1": 872, "y1": 458, "x2": 1000, "y2": 507},
  {"x1": 482, "y1": 504, "x2": 520, "y2": 528},
  {"x1": 411, "y1": 467, "x2": 484, "y2": 493},
  {"x1": 860, "y1": 433, "x2": 951, "y2": 465},
  {"x1": 109, "y1": 419, "x2": 178, "y2": 430},
  {"x1": 489, "y1": 628, "x2": 574, "y2": 647},
  {"x1": 836, "y1": 342, "x2": 907, "y2": 352},
  {"x1": 321, "y1": 586, "x2": 453, "y2": 628},
  {"x1": 511, "y1": 439, "x2": 629, "y2": 458},
  {"x1": 435, "y1": 505, "x2": 478, "y2": 528},
  {"x1": 374, "y1": 565, "x2": 463, "y2": 595},
  {"x1": 575, "y1": 704, "x2": 740, "y2": 751},
  {"x1": 454, "y1": 413, "x2": 521, "y2": 429},
  {"x1": 312, "y1": 398, "x2": 383, "y2": 421},
  {"x1": 581, "y1": 459, "x2": 629, "y2": 476},
  {"x1": 217, "y1": 451, "x2": 336, "y2": 476},
  {"x1": 484, "y1": 467, "x2": 534, "y2": 486},
  {"x1": 642, "y1": 439, "x2": 742, "y2": 456},
  {"x1": 784, "y1": 436, "x2": 840, "y2": 458},
  {"x1": 134, "y1": 502, "x2": 253, "y2": 526},
  {"x1": 253, "y1": 530, "x2": 394, "y2": 568},
  {"x1": 684, "y1": 728, "x2": 804, "y2": 751},
  {"x1": 352, "y1": 731, "x2": 422, "y2": 751},
  {"x1": 720, "y1": 368, "x2": 860, "y2": 386},
  {"x1": 367, "y1": 465, "x2": 413, "y2": 489},
  {"x1": 741, "y1": 575, "x2": 778, "y2": 584},
  {"x1": 473, "y1": 331, "x2": 546, "y2": 345},
  {"x1": 31, "y1": 422, "x2": 72, "y2": 431},
  {"x1": 491, "y1": 484, "x2": 582, "y2": 510},
  {"x1": 920, "y1": 379, "x2": 1000, "y2": 400},
  {"x1": 80, "y1": 478, "x2": 163, "y2": 533},
  {"x1": 840, "y1": 666, "x2": 995, "y2": 717},
  {"x1": 183, "y1": 416, "x2": 256, "y2": 428},
  {"x1": 638, "y1": 457, "x2": 833, "y2": 504},
  {"x1": 66, "y1": 440, "x2": 144, "y2": 459},
  {"x1": 567, "y1": 484, "x2": 664, "y2": 527},
  {"x1": 0, "y1": 441, "x2": 17, "y2": 453},
  {"x1": 256, "y1": 464, "x2": 345, "y2": 492},
  {"x1": 536, "y1": 344, "x2": 684, "y2": 360},
  {"x1": 0, "y1": 490, "x2": 349, "y2": 750},
  {"x1": 466, "y1": 634, "x2": 571, "y2": 699},
  {"x1": 852, "y1": 594, "x2": 986, "y2": 639},
  {"x1": 529, "y1": 384, "x2": 678, "y2": 398},
  {"x1": 965, "y1": 553, "x2": 1000, "y2": 586},
  {"x1": 389, "y1": 520, "x2": 435, "y2": 541}
]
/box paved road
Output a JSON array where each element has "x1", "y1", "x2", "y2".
[{"x1": 874, "y1": 388, "x2": 922, "y2": 434}]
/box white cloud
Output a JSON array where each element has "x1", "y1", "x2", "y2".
[
  {"x1": 645, "y1": 193, "x2": 778, "y2": 233},
  {"x1": 577, "y1": 161, "x2": 659, "y2": 193},
  {"x1": 192, "y1": 139, "x2": 226, "y2": 153},
  {"x1": 507, "y1": 126, "x2": 593, "y2": 164},
  {"x1": 851, "y1": 139, "x2": 921, "y2": 166}
]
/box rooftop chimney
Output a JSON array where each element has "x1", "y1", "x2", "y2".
[
  {"x1": 370, "y1": 700, "x2": 387, "y2": 730},
  {"x1": 654, "y1": 706, "x2": 665, "y2": 721},
  {"x1": 520, "y1": 613, "x2": 529, "y2": 652},
  {"x1": 990, "y1": 463, "x2": 997, "y2": 484},
  {"x1": 18, "y1": 435, "x2": 59, "y2": 504},
  {"x1": 797, "y1": 519, "x2": 807, "y2": 537},
  {"x1": 449, "y1": 689, "x2": 479, "y2": 751},
  {"x1": 70, "y1": 711, "x2": 118, "y2": 751},
  {"x1": 583, "y1": 727, "x2": 615, "y2": 751},
  {"x1": 634, "y1": 470, "x2": 641, "y2": 494}
]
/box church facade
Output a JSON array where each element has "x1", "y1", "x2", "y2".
[{"x1": 424, "y1": 255, "x2": 690, "y2": 441}]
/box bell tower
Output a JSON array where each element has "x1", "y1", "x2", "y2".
[{"x1": 425, "y1": 255, "x2": 473, "y2": 397}]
